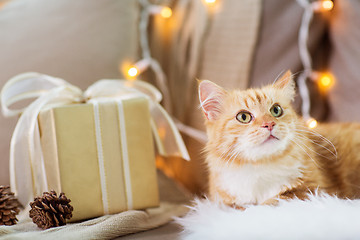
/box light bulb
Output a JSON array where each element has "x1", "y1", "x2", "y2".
[
  {"x1": 160, "y1": 7, "x2": 172, "y2": 18},
  {"x1": 320, "y1": 75, "x2": 331, "y2": 87},
  {"x1": 149, "y1": 5, "x2": 172, "y2": 19},
  {"x1": 317, "y1": 72, "x2": 335, "y2": 92},
  {"x1": 307, "y1": 118, "x2": 318, "y2": 129},
  {"x1": 127, "y1": 67, "x2": 138, "y2": 78},
  {"x1": 321, "y1": 0, "x2": 334, "y2": 11},
  {"x1": 125, "y1": 59, "x2": 151, "y2": 79},
  {"x1": 313, "y1": 0, "x2": 333, "y2": 12},
  {"x1": 202, "y1": 0, "x2": 218, "y2": 12}
]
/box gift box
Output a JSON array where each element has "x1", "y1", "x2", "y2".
[
  {"x1": 1, "y1": 72, "x2": 190, "y2": 222},
  {"x1": 38, "y1": 98, "x2": 159, "y2": 221}
]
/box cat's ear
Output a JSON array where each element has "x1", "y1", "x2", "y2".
[
  {"x1": 274, "y1": 70, "x2": 296, "y2": 100},
  {"x1": 198, "y1": 80, "x2": 226, "y2": 121}
]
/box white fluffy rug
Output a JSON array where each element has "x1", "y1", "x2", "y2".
[{"x1": 176, "y1": 194, "x2": 360, "y2": 240}]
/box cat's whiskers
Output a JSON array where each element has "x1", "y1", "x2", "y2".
[
  {"x1": 292, "y1": 132, "x2": 337, "y2": 159},
  {"x1": 294, "y1": 126, "x2": 338, "y2": 160},
  {"x1": 292, "y1": 134, "x2": 336, "y2": 162},
  {"x1": 246, "y1": 131, "x2": 269, "y2": 145},
  {"x1": 225, "y1": 148, "x2": 241, "y2": 165},
  {"x1": 218, "y1": 143, "x2": 239, "y2": 164},
  {"x1": 228, "y1": 148, "x2": 240, "y2": 163},
  {"x1": 222, "y1": 148, "x2": 235, "y2": 162},
  {"x1": 217, "y1": 133, "x2": 262, "y2": 164},
  {"x1": 295, "y1": 123, "x2": 335, "y2": 144},
  {"x1": 275, "y1": 126, "x2": 336, "y2": 164},
  {"x1": 230, "y1": 150, "x2": 243, "y2": 165},
  {"x1": 224, "y1": 138, "x2": 243, "y2": 163},
  {"x1": 289, "y1": 139, "x2": 324, "y2": 170},
  {"x1": 348, "y1": 182, "x2": 360, "y2": 190},
  {"x1": 218, "y1": 145, "x2": 233, "y2": 159}
]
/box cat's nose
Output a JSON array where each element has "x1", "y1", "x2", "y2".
[{"x1": 262, "y1": 122, "x2": 276, "y2": 131}]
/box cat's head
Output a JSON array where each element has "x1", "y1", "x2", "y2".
[{"x1": 199, "y1": 71, "x2": 299, "y2": 163}]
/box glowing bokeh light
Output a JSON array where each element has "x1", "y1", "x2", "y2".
[
  {"x1": 204, "y1": 0, "x2": 216, "y2": 5},
  {"x1": 127, "y1": 67, "x2": 138, "y2": 78},
  {"x1": 322, "y1": 0, "x2": 334, "y2": 11},
  {"x1": 307, "y1": 118, "x2": 318, "y2": 129},
  {"x1": 317, "y1": 72, "x2": 335, "y2": 92},
  {"x1": 160, "y1": 7, "x2": 172, "y2": 18}
]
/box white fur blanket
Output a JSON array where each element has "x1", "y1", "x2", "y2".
[{"x1": 176, "y1": 194, "x2": 360, "y2": 240}]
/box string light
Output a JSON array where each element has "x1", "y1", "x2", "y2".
[
  {"x1": 120, "y1": 0, "x2": 218, "y2": 147},
  {"x1": 202, "y1": 0, "x2": 217, "y2": 9},
  {"x1": 314, "y1": 72, "x2": 335, "y2": 92},
  {"x1": 160, "y1": 7, "x2": 172, "y2": 18},
  {"x1": 135, "y1": 0, "x2": 208, "y2": 143},
  {"x1": 307, "y1": 118, "x2": 318, "y2": 129},
  {"x1": 313, "y1": 0, "x2": 334, "y2": 12},
  {"x1": 148, "y1": 5, "x2": 173, "y2": 19},
  {"x1": 296, "y1": 0, "x2": 334, "y2": 128},
  {"x1": 127, "y1": 67, "x2": 138, "y2": 78},
  {"x1": 321, "y1": 0, "x2": 334, "y2": 11},
  {"x1": 319, "y1": 74, "x2": 332, "y2": 87},
  {"x1": 120, "y1": 0, "x2": 172, "y2": 111},
  {"x1": 296, "y1": 0, "x2": 316, "y2": 125},
  {"x1": 125, "y1": 59, "x2": 151, "y2": 79}
]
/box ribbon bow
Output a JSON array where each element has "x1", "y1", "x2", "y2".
[{"x1": 1, "y1": 72, "x2": 189, "y2": 206}]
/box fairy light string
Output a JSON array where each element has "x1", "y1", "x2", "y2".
[
  {"x1": 296, "y1": 0, "x2": 334, "y2": 128},
  {"x1": 123, "y1": 0, "x2": 210, "y2": 144},
  {"x1": 125, "y1": 0, "x2": 172, "y2": 112}
]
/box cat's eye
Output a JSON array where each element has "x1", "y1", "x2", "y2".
[
  {"x1": 270, "y1": 104, "x2": 283, "y2": 117},
  {"x1": 236, "y1": 111, "x2": 253, "y2": 124}
]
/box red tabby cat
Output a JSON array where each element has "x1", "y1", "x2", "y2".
[{"x1": 199, "y1": 71, "x2": 360, "y2": 207}]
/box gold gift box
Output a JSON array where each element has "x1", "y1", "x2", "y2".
[{"x1": 38, "y1": 97, "x2": 159, "y2": 222}]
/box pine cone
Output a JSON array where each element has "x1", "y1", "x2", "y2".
[
  {"x1": 29, "y1": 191, "x2": 73, "y2": 229},
  {"x1": 0, "y1": 186, "x2": 20, "y2": 226}
]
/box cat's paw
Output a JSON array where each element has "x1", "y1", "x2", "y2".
[
  {"x1": 261, "y1": 198, "x2": 279, "y2": 206},
  {"x1": 229, "y1": 203, "x2": 246, "y2": 211}
]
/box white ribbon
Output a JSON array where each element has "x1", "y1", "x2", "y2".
[
  {"x1": 116, "y1": 99, "x2": 133, "y2": 210},
  {"x1": 92, "y1": 101, "x2": 110, "y2": 214},
  {"x1": 1, "y1": 72, "x2": 190, "y2": 207}
]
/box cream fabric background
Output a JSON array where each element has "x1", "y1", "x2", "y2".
[{"x1": 329, "y1": 0, "x2": 360, "y2": 121}]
